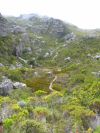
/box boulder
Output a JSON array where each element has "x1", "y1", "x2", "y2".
[
  {"x1": 91, "y1": 71, "x2": 100, "y2": 78},
  {"x1": 10, "y1": 62, "x2": 23, "y2": 70},
  {"x1": 13, "y1": 82, "x2": 26, "y2": 89},
  {"x1": 34, "y1": 72, "x2": 39, "y2": 77},
  {"x1": 0, "y1": 63, "x2": 4, "y2": 67},
  {"x1": 18, "y1": 101, "x2": 27, "y2": 108},
  {"x1": 9, "y1": 65, "x2": 16, "y2": 70},
  {"x1": 44, "y1": 52, "x2": 50, "y2": 58},
  {"x1": 95, "y1": 55, "x2": 100, "y2": 60},
  {"x1": 0, "y1": 77, "x2": 27, "y2": 95},
  {"x1": 13, "y1": 41, "x2": 24, "y2": 57},
  {"x1": 15, "y1": 62, "x2": 23, "y2": 68},
  {"x1": 90, "y1": 114, "x2": 100, "y2": 129},
  {"x1": 64, "y1": 57, "x2": 71, "y2": 62},
  {"x1": 0, "y1": 78, "x2": 13, "y2": 95},
  {"x1": 1, "y1": 103, "x2": 13, "y2": 119},
  {"x1": 64, "y1": 32, "x2": 76, "y2": 41}
]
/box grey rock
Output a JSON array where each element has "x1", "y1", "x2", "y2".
[
  {"x1": 12, "y1": 26, "x2": 26, "y2": 34},
  {"x1": 91, "y1": 71, "x2": 100, "y2": 78},
  {"x1": 10, "y1": 62, "x2": 23, "y2": 69},
  {"x1": 12, "y1": 33, "x2": 32, "y2": 57},
  {"x1": 87, "y1": 54, "x2": 92, "y2": 57},
  {"x1": 93, "y1": 54, "x2": 100, "y2": 60},
  {"x1": 34, "y1": 72, "x2": 39, "y2": 77},
  {"x1": 64, "y1": 57, "x2": 71, "y2": 61},
  {"x1": 95, "y1": 55, "x2": 100, "y2": 60},
  {"x1": 44, "y1": 52, "x2": 50, "y2": 58},
  {"x1": 15, "y1": 62, "x2": 23, "y2": 68},
  {"x1": 18, "y1": 101, "x2": 27, "y2": 107},
  {"x1": 64, "y1": 32, "x2": 76, "y2": 41},
  {"x1": 90, "y1": 114, "x2": 100, "y2": 129},
  {"x1": 0, "y1": 63, "x2": 4, "y2": 67},
  {"x1": 0, "y1": 78, "x2": 13, "y2": 95},
  {"x1": 9, "y1": 65, "x2": 16, "y2": 70},
  {"x1": 1, "y1": 103, "x2": 12, "y2": 119},
  {"x1": 47, "y1": 18, "x2": 66, "y2": 38},
  {"x1": 13, "y1": 41, "x2": 25, "y2": 57},
  {"x1": 0, "y1": 13, "x2": 8, "y2": 36},
  {"x1": 28, "y1": 17, "x2": 67, "y2": 38},
  {"x1": 13, "y1": 82, "x2": 27, "y2": 89}
]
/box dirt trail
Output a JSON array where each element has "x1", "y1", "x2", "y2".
[{"x1": 49, "y1": 76, "x2": 57, "y2": 91}]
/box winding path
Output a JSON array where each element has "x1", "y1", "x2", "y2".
[{"x1": 49, "y1": 76, "x2": 57, "y2": 91}]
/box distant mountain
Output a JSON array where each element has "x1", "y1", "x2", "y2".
[
  {"x1": 0, "y1": 13, "x2": 99, "y2": 65},
  {"x1": 7, "y1": 13, "x2": 78, "y2": 38}
]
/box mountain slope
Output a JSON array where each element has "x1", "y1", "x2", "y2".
[{"x1": 0, "y1": 13, "x2": 100, "y2": 133}]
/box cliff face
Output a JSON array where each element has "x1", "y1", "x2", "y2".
[{"x1": 28, "y1": 17, "x2": 69, "y2": 37}]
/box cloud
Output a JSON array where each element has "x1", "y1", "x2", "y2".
[{"x1": 0, "y1": 0, "x2": 100, "y2": 29}]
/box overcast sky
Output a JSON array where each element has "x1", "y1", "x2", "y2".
[{"x1": 0, "y1": 0, "x2": 100, "y2": 29}]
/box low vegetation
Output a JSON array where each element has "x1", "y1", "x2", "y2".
[{"x1": 0, "y1": 14, "x2": 100, "y2": 133}]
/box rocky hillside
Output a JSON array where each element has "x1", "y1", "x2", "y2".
[{"x1": 0, "y1": 13, "x2": 100, "y2": 133}]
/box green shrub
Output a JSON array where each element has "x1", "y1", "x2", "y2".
[{"x1": 21, "y1": 119, "x2": 46, "y2": 133}]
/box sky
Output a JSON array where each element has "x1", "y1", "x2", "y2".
[{"x1": 0, "y1": 0, "x2": 100, "y2": 29}]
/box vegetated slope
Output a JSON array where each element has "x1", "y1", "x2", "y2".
[{"x1": 0, "y1": 13, "x2": 100, "y2": 133}]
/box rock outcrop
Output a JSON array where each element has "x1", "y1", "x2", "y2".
[
  {"x1": 0, "y1": 13, "x2": 9, "y2": 37},
  {"x1": 18, "y1": 14, "x2": 70, "y2": 38},
  {"x1": 64, "y1": 32, "x2": 76, "y2": 41},
  {"x1": 0, "y1": 77, "x2": 27, "y2": 95},
  {"x1": 0, "y1": 78, "x2": 13, "y2": 95},
  {"x1": 0, "y1": 63, "x2": 4, "y2": 67},
  {"x1": 13, "y1": 82, "x2": 26, "y2": 89}
]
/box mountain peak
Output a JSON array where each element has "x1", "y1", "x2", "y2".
[{"x1": 19, "y1": 13, "x2": 40, "y2": 20}]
